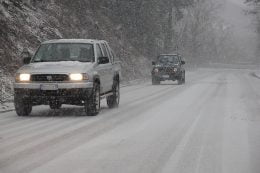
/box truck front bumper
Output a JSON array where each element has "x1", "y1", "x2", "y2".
[
  {"x1": 14, "y1": 82, "x2": 93, "y2": 89},
  {"x1": 14, "y1": 82, "x2": 94, "y2": 105}
]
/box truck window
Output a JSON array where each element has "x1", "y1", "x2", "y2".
[
  {"x1": 96, "y1": 44, "x2": 103, "y2": 58},
  {"x1": 104, "y1": 43, "x2": 113, "y2": 63},
  {"x1": 111, "y1": 50, "x2": 117, "y2": 62},
  {"x1": 101, "y1": 43, "x2": 109, "y2": 60}
]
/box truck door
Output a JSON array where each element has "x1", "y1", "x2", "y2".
[
  {"x1": 99, "y1": 43, "x2": 113, "y2": 91},
  {"x1": 95, "y1": 43, "x2": 109, "y2": 93},
  {"x1": 103, "y1": 43, "x2": 114, "y2": 90}
]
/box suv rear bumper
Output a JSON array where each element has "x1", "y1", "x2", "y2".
[{"x1": 152, "y1": 72, "x2": 181, "y2": 80}]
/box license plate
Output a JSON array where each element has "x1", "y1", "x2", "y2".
[
  {"x1": 162, "y1": 75, "x2": 169, "y2": 78},
  {"x1": 40, "y1": 84, "x2": 58, "y2": 90}
]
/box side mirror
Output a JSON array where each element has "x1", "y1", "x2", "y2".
[
  {"x1": 23, "y1": 57, "x2": 31, "y2": 64},
  {"x1": 21, "y1": 48, "x2": 31, "y2": 64},
  {"x1": 152, "y1": 61, "x2": 156, "y2": 65},
  {"x1": 98, "y1": 56, "x2": 109, "y2": 64},
  {"x1": 181, "y1": 60, "x2": 185, "y2": 65}
]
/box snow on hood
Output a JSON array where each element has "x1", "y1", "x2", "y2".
[{"x1": 18, "y1": 61, "x2": 94, "y2": 74}]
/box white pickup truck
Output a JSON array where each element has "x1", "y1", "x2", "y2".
[{"x1": 14, "y1": 39, "x2": 121, "y2": 116}]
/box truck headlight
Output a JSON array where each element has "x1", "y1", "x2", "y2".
[
  {"x1": 69, "y1": 73, "x2": 88, "y2": 81},
  {"x1": 19, "y1": 74, "x2": 31, "y2": 81},
  {"x1": 69, "y1": 73, "x2": 83, "y2": 81}
]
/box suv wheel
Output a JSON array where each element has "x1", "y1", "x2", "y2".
[
  {"x1": 182, "y1": 71, "x2": 186, "y2": 84},
  {"x1": 107, "y1": 80, "x2": 120, "y2": 108},
  {"x1": 177, "y1": 79, "x2": 182, "y2": 85},
  {"x1": 152, "y1": 76, "x2": 160, "y2": 85},
  {"x1": 178, "y1": 72, "x2": 185, "y2": 85},
  {"x1": 85, "y1": 83, "x2": 100, "y2": 116},
  {"x1": 14, "y1": 96, "x2": 32, "y2": 116}
]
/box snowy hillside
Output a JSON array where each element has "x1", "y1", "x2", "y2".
[{"x1": 0, "y1": 0, "x2": 150, "y2": 80}]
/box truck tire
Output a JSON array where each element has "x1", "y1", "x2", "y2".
[
  {"x1": 49, "y1": 101, "x2": 62, "y2": 110},
  {"x1": 107, "y1": 80, "x2": 120, "y2": 108},
  {"x1": 152, "y1": 76, "x2": 160, "y2": 85},
  {"x1": 85, "y1": 83, "x2": 100, "y2": 116},
  {"x1": 14, "y1": 96, "x2": 32, "y2": 116}
]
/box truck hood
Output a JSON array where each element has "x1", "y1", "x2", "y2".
[{"x1": 18, "y1": 61, "x2": 94, "y2": 74}]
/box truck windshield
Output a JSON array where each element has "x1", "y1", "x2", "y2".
[
  {"x1": 158, "y1": 55, "x2": 179, "y2": 64},
  {"x1": 32, "y1": 43, "x2": 94, "y2": 62}
]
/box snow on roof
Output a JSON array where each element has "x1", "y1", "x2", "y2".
[{"x1": 42, "y1": 39, "x2": 107, "y2": 44}]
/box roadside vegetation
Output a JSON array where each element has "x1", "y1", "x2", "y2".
[{"x1": 0, "y1": 0, "x2": 255, "y2": 102}]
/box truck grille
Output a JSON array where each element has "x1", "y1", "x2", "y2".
[{"x1": 31, "y1": 74, "x2": 69, "y2": 82}]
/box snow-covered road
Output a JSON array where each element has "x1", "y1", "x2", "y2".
[{"x1": 1, "y1": 68, "x2": 260, "y2": 173}]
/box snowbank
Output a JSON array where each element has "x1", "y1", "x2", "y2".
[
  {"x1": 0, "y1": 102, "x2": 14, "y2": 113},
  {"x1": 0, "y1": 0, "x2": 151, "y2": 81},
  {"x1": 254, "y1": 72, "x2": 260, "y2": 79}
]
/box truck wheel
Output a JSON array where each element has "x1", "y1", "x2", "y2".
[
  {"x1": 14, "y1": 96, "x2": 32, "y2": 116},
  {"x1": 49, "y1": 101, "x2": 62, "y2": 110},
  {"x1": 152, "y1": 76, "x2": 160, "y2": 85},
  {"x1": 107, "y1": 80, "x2": 120, "y2": 108},
  {"x1": 85, "y1": 83, "x2": 100, "y2": 116}
]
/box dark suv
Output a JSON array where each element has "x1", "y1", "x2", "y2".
[{"x1": 151, "y1": 54, "x2": 185, "y2": 85}]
